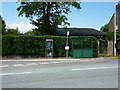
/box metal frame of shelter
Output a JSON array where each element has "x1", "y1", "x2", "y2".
[{"x1": 71, "y1": 36, "x2": 94, "y2": 58}]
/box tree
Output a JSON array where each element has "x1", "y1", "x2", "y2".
[
  {"x1": 100, "y1": 24, "x2": 108, "y2": 32},
  {"x1": 17, "y1": 2, "x2": 81, "y2": 35},
  {"x1": 24, "y1": 29, "x2": 35, "y2": 35},
  {"x1": 0, "y1": 16, "x2": 6, "y2": 35},
  {"x1": 0, "y1": 16, "x2": 22, "y2": 35},
  {"x1": 6, "y1": 28, "x2": 21, "y2": 35}
]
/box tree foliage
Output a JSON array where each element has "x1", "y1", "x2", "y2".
[
  {"x1": 24, "y1": 29, "x2": 35, "y2": 35},
  {"x1": 6, "y1": 28, "x2": 21, "y2": 35},
  {"x1": 0, "y1": 16, "x2": 6, "y2": 35},
  {"x1": 0, "y1": 16, "x2": 22, "y2": 35},
  {"x1": 17, "y1": 2, "x2": 81, "y2": 35},
  {"x1": 100, "y1": 24, "x2": 108, "y2": 32}
]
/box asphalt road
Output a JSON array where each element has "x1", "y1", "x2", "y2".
[{"x1": 1, "y1": 59, "x2": 119, "y2": 88}]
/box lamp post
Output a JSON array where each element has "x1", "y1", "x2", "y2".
[{"x1": 65, "y1": 31, "x2": 69, "y2": 58}]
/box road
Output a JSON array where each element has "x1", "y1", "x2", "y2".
[{"x1": 1, "y1": 58, "x2": 119, "y2": 88}]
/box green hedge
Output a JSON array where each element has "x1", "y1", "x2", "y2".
[
  {"x1": 2, "y1": 35, "x2": 66, "y2": 57},
  {"x1": 2, "y1": 35, "x2": 98, "y2": 58}
]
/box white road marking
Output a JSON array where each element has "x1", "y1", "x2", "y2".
[
  {"x1": 40, "y1": 62, "x2": 50, "y2": 64},
  {"x1": 13, "y1": 64, "x2": 24, "y2": 67},
  {"x1": 0, "y1": 65, "x2": 9, "y2": 68},
  {"x1": 50, "y1": 62, "x2": 61, "y2": 64},
  {"x1": 26, "y1": 63, "x2": 37, "y2": 66},
  {"x1": 72, "y1": 66, "x2": 118, "y2": 71},
  {"x1": 0, "y1": 72, "x2": 32, "y2": 76}
]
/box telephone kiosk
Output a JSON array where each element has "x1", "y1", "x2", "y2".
[{"x1": 45, "y1": 39, "x2": 53, "y2": 58}]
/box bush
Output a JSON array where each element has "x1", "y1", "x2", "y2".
[{"x1": 105, "y1": 32, "x2": 120, "y2": 40}]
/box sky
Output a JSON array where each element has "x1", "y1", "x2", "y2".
[{"x1": 0, "y1": 2, "x2": 118, "y2": 33}]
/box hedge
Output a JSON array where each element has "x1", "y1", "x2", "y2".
[{"x1": 2, "y1": 35, "x2": 98, "y2": 58}]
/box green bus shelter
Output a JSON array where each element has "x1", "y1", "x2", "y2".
[{"x1": 71, "y1": 36, "x2": 94, "y2": 58}]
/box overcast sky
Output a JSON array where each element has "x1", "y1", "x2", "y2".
[{"x1": 1, "y1": 2, "x2": 119, "y2": 33}]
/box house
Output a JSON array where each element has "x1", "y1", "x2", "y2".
[
  {"x1": 108, "y1": 2, "x2": 120, "y2": 56},
  {"x1": 108, "y1": 2, "x2": 120, "y2": 32}
]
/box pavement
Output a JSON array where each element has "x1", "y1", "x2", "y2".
[
  {"x1": 1, "y1": 58, "x2": 119, "y2": 88},
  {"x1": 0, "y1": 57, "x2": 118, "y2": 61}
]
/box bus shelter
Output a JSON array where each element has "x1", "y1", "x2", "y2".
[{"x1": 71, "y1": 36, "x2": 94, "y2": 58}]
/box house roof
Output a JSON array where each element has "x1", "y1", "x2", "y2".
[{"x1": 57, "y1": 28, "x2": 106, "y2": 36}]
